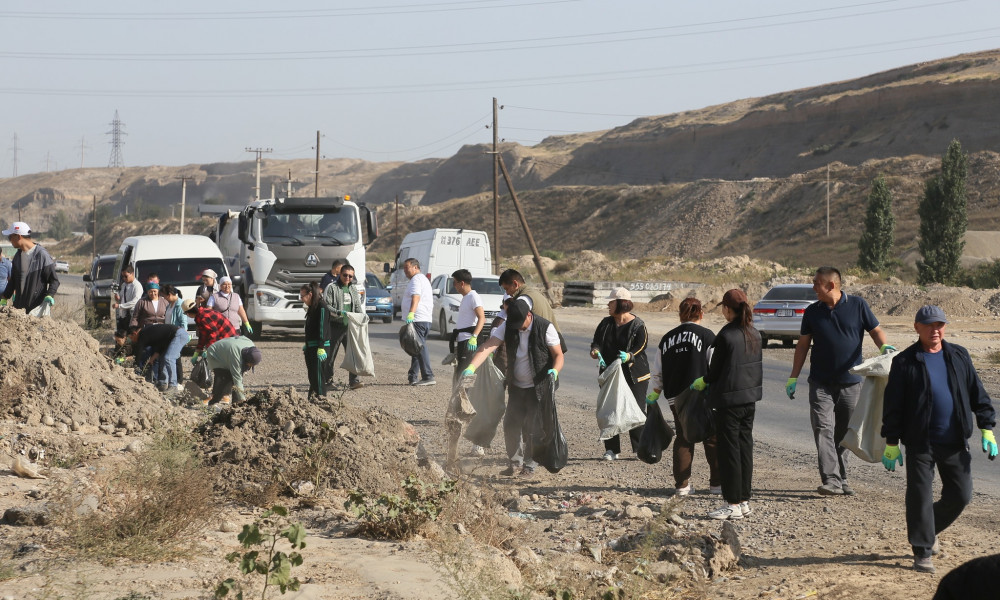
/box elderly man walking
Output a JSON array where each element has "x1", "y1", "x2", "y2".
[
  {"x1": 882, "y1": 305, "x2": 996, "y2": 574},
  {"x1": 0, "y1": 222, "x2": 60, "y2": 312},
  {"x1": 787, "y1": 266, "x2": 893, "y2": 496}
]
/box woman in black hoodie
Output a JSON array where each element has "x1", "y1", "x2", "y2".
[{"x1": 694, "y1": 289, "x2": 762, "y2": 521}]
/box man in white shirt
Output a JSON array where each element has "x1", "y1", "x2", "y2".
[
  {"x1": 403, "y1": 258, "x2": 435, "y2": 385},
  {"x1": 463, "y1": 298, "x2": 564, "y2": 476},
  {"x1": 113, "y1": 264, "x2": 144, "y2": 334},
  {"x1": 451, "y1": 269, "x2": 485, "y2": 382}
]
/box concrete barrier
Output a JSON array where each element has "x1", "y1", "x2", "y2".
[{"x1": 563, "y1": 281, "x2": 704, "y2": 306}]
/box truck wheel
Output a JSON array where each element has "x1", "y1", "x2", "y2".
[{"x1": 248, "y1": 320, "x2": 263, "y2": 340}]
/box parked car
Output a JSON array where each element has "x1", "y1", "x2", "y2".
[
  {"x1": 430, "y1": 274, "x2": 504, "y2": 339},
  {"x1": 83, "y1": 254, "x2": 117, "y2": 324},
  {"x1": 54, "y1": 259, "x2": 70, "y2": 273},
  {"x1": 752, "y1": 284, "x2": 818, "y2": 347},
  {"x1": 364, "y1": 272, "x2": 393, "y2": 323}
]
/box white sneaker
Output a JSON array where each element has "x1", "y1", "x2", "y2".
[
  {"x1": 675, "y1": 485, "x2": 694, "y2": 496},
  {"x1": 708, "y1": 504, "x2": 743, "y2": 520},
  {"x1": 602, "y1": 450, "x2": 618, "y2": 461},
  {"x1": 709, "y1": 485, "x2": 722, "y2": 495},
  {"x1": 739, "y1": 501, "x2": 752, "y2": 516}
]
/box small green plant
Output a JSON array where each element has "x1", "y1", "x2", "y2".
[
  {"x1": 346, "y1": 475, "x2": 457, "y2": 539},
  {"x1": 541, "y1": 249, "x2": 565, "y2": 261},
  {"x1": 215, "y1": 506, "x2": 307, "y2": 600},
  {"x1": 986, "y1": 350, "x2": 1000, "y2": 365}
]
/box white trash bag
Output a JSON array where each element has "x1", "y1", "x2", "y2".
[
  {"x1": 341, "y1": 312, "x2": 375, "y2": 377},
  {"x1": 842, "y1": 351, "x2": 895, "y2": 463},
  {"x1": 595, "y1": 359, "x2": 646, "y2": 441}
]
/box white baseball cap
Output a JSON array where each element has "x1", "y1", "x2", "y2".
[{"x1": 2, "y1": 222, "x2": 31, "y2": 236}]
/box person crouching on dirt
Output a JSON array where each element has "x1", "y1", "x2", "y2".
[
  {"x1": 462, "y1": 298, "x2": 563, "y2": 477},
  {"x1": 183, "y1": 295, "x2": 238, "y2": 363},
  {"x1": 322, "y1": 263, "x2": 364, "y2": 390},
  {"x1": 301, "y1": 282, "x2": 333, "y2": 398},
  {"x1": 202, "y1": 336, "x2": 261, "y2": 406},
  {"x1": 881, "y1": 305, "x2": 997, "y2": 574},
  {"x1": 116, "y1": 323, "x2": 190, "y2": 393}
]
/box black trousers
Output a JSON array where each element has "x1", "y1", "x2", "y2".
[
  {"x1": 604, "y1": 379, "x2": 649, "y2": 455},
  {"x1": 905, "y1": 443, "x2": 973, "y2": 559},
  {"x1": 714, "y1": 403, "x2": 756, "y2": 505},
  {"x1": 211, "y1": 369, "x2": 234, "y2": 403},
  {"x1": 304, "y1": 347, "x2": 326, "y2": 396},
  {"x1": 325, "y1": 326, "x2": 358, "y2": 386}
]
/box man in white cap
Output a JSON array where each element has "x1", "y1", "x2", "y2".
[{"x1": 0, "y1": 222, "x2": 60, "y2": 312}]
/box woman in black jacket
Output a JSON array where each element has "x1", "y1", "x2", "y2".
[
  {"x1": 695, "y1": 289, "x2": 762, "y2": 520},
  {"x1": 590, "y1": 287, "x2": 650, "y2": 460},
  {"x1": 300, "y1": 282, "x2": 332, "y2": 399}
]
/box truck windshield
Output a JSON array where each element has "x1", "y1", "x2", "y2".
[
  {"x1": 259, "y1": 209, "x2": 358, "y2": 245},
  {"x1": 135, "y1": 258, "x2": 227, "y2": 287}
]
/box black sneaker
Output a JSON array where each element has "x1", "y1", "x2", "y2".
[
  {"x1": 817, "y1": 483, "x2": 844, "y2": 496},
  {"x1": 500, "y1": 465, "x2": 518, "y2": 476},
  {"x1": 914, "y1": 556, "x2": 935, "y2": 573},
  {"x1": 840, "y1": 483, "x2": 856, "y2": 496},
  {"x1": 519, "y1": 465, "x2": 535, "y2": 477}
]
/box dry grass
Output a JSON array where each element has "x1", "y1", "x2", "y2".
[{"x1": 53, "y1": 429, "x2": 219, "y2": 561}]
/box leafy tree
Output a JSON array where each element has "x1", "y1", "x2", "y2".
[
  {"x1": 918, "y1": 139, "x2": 968, "y2": 285},
  {"x1": 84, "y1": 205, "x2": 116, "y2": 236},
  {"x1": 49, "y1": 210, "x2": 73, "y2": 240},
  {"x1": 857, "y1": 175, "x2": 895, "y2": 272}
]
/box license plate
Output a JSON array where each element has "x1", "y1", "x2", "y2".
[
  {"x1": 776, "y1": 309, "x2": 794, "y2": 317},
  {"x1": 365, "y1": 305, "x2": 375, "y2": 311}
]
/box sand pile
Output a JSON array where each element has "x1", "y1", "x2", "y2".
[
  {"x1": 197, "y1": 387, "x2": 432, "y2": 499},
  {"x1": 0, "y1": 307, "x2": 179, "y2": 433},
  {"x1": 849, "y1": 284, "x2": 999, "y2": 318}
]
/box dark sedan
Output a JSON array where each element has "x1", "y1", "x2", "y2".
[{"x1": 364, "y1": 272, "x2": 393, "y2": 323}]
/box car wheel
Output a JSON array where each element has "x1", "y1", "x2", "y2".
[
  {"x1": 439, "y1": 311, "x2": 449, "y2": 340},
  {"x1": 248, "y1": 320, "x2": 263, "y2": 340},
  {"x1": 782, "y1": 338, "x2": 794, "y2": 348},
  {"x1": 760, "y1": 335, "x2": 769, "y2": 348},
  {"x1": 383, "y1": 316, "x2": 392, "y2": 324}
]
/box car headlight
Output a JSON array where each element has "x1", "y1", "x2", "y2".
[
  {"x1": 255, "y1": 290, "x2": 283, "y2": 307},
  {"x1": 376, "y1": 297, "x2": 391, "y2": 305}
]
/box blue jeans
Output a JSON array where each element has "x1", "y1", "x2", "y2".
[
  {"x1": 157, "y1": 328, "x2": 190, "y2": 386},
  {"x1": 407, "y1": 321, "x2": 434, "y2": 383}
]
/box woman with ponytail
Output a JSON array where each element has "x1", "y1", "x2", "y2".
[
  {"x1": 300, "y1": 282, "x2": 332, "y2": 398},
  {"x1": 692, "y1": 289, "x2": 762, "y2": 520}
]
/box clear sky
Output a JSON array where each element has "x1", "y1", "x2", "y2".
[{"x1": 3, "y1": 0, "x2": 1000, "y2": 176}]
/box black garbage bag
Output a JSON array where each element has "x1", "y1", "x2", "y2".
[
  {"x1": 672, "y1": 387, "x2": 715, "y2": 444},
  {"x1": 637, "y1": 401, "x2": 675, "y2": 464},
  {"x1": 530, "y1": 374, "x2": 568, "y2": 473},
  {"x1": 399, "y1": 322, "x2": 423, "y2": 357},
  {"x1": 191, "y1": 358, "x2": 213, "y2": 389}
]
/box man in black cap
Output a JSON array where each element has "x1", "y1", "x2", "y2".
[
  {"x1": 882, "y1": 304, "x2": 997, "y2": 574},
  {"x1": 462, "y1": 298, "x2": 564, "y2": 476}
]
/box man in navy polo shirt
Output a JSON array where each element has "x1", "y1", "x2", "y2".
[{"x1": 787, "y1": 266, "x2": 894, "y2": 496}]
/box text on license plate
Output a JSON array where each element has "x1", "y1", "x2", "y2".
[
  {"x1": 776, "y1": 309, "x2": 794, "y2": 317},
  {"x1": 365, "y1": 305, "x2": 375, "y2": 311}
]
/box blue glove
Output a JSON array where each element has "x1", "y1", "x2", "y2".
[
  {"x1": 618, "y1": 351, "x2": 630, "y2": 363},
  {"x1": 690, "y1": 377, "x2": 707, "y2": 391},
  {"x1": 406, "y1": 311, "x2": 415, "y2": 324},
  {"x1": 547, "y1": 368, "x2": 558, "y2": 381},
  {"x1": 243, "y1": 321, "x2": 253, "y2": 334},
  {"x1": 983, "y1": 429, "x2": 998, "y2": 459},
  {"x1": 646, "y1": 391, "x2": 660, "y2": 405},
  {"x1": 785, "y1": 377, "x2": 797, "y2": 399},
  {"x1": 317, "y1": 348, "x2": 327, "y2": 360},
  {"x1": 880, "y1": 344, "x2": 896, "y2": 354},
  {"x1": 882, "y1": 445, "x2": 903, "y2": 471},
  {"x1": 462, "y1": 366, "x2": 476, "y2": 377},
  {"x1": 467, "y1": 337, "x2": 478, "y2": 351},
  {"x1": 43, "y1": 296, "x2": 55, "y2": 306},
  {"x1": 598, "y1": 357, "x2": 607, "y2": 370}
]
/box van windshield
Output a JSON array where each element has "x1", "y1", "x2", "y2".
[
  {"x1": 259, "y1": 209, "x2": 358, "y2": 245},
  {"x1": 135, "y1": 258, "x2": 227, "y2": 287},
  {"x1": 95, "y1": 258, "x2": 117, "y2": 280}
]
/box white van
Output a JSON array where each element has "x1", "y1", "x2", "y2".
[
  {"x1": 388, "y1": 229, "x2": 492, "y2": 314},
  {"x1": 111, "y1": 234, "x2": 229, "y2": 338}
]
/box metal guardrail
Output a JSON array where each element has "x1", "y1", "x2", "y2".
[{"x1": 562, "y1": 280, "x2": 704, "y2": 306}]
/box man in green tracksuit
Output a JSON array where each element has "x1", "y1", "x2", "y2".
[{"x1": 322, "y1": 263, "x2": 364, "y2": 389}]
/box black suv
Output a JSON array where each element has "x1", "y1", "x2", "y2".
[{"x1": 83, "y1": 254, "x2": 117, "y2": 325}]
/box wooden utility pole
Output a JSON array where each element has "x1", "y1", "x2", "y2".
[
  {"x1": 245, "y1": 147, "x2": 272, "y2": 201},
  {"x1": 496, "y1": 154, "x2": 553, "y2": 300},
  {"x1": 492, "y1": 98, "x2": 500, "y2": 272},
  {"x1": 314, "y1": 130, "x2": 321, "y2": 198},
  {"x1": 286, "y1": 169, "x2": 292, "y2": 197},
  {"x1": 177, "y1": 176, "x2": 193, "y2": 235},
  {"x1": 92, "y1": 195, "x2": 97, "y2": 257},
  {"x1": 826, "y1": 163, "x2": 830, "y2": 237},
  {"x1": 394, "y1": 194, "x2": 400, "y2": 253}
]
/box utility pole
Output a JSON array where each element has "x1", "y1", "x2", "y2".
[
  {"x1": 245, "y1": 147, "x2": 272, "y2": 201},
  {"x1": 314, "y1": 130, "x2": 321, "y2": 198},
  {"x1": 496, "y1": 154, "x2": 553, "y2": 300},
  {"x1": 10, "y1": 132, "x2": 20, "y2": 177},
  {"x1": 177, "y1": 176, "x2": 194, "y2": 235},
  {"x1": 286, "y1": 169, "x2": 292, "y2": 197},
  {"x1": 394, "y1": 194, "x2": 400, "y2": 252},
  {"x1": 826, "y1": 163, "x2": 830, "y2": 237},
  {"x1": 80, "y1": 136, "x2": 88, "y2": 169},
  {"x1": 492, "y1": 98, "x2": 501, "y2": 272},
  {"x1": 92, "y1": 195, "x2": 97, "y2": 257}
]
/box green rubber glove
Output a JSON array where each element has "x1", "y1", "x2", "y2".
[
  {"x1": 982, "y1": 429, "x2": 998, "y2": 459},
  {"x1": 882, "y1": 445, "x2": 903, "y2": 471},
  {"x1": 0, "y1": 298, "x2": 7, "y2": 306},
  {"x1": 785, "y1": 377, "x2": 797, "y2": 399},
  {"x1": 618, "y1": 350, "x2": 630, "y2": 363},
  {"x1": 462, "y1": 366, "x2": 476, "y2": 377},
  {"x1": 467, "y1": 337, "x2": 478, "y2": 351},
  {"x1": 243, "y1": 321, "x2": 253, "y2": 334},
  {"x1": 880, "y1": 344, "x2": 896, "y2": 354},
  {"x1": 114, "y1": 357, "x2": 125, "y2": 365},
  {"x1": 548, "y1": 368, "x2": 558, "y2": 381},
  {"x1": 190, "y1": 351, "x2": 201, "y2": 365},
  {"x1": 43, "y1": 296, "x2": 55, "y2": 306},
  {"x1": 317, "y1": 348, "x2": 327, "y2": 360},
  {"x1": 406, "y1": 311, "x2": 415, "y2": 323},
  {"x1": 646, "y1": 391, "x2": 660, "y2": 405},
  {"x1": 690, "y1": 376, "x2": 707, "y2": 391}
]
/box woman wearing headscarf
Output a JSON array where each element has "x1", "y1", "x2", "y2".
[
  {"x1": 693, "y1": 289, "x2": 762, "y2": 520},
  {"x1": 207, "y1": 275, "x2": 252, "y2": 336},
  {"x1": 589, "y1": 287, "x2": 650, "y2": 461},
  {"x1": 129, "y1": 280, "x2": 167, "y2": 328},
  {"x1": 647, "y1": 297, "x2": 721, "y2": 496},
  {"x1": 300, "y1": 282, "x2": 332, "y2": 398}
]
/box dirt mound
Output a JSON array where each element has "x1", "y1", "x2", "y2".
[
  {"x1": 197, "y1": 387, "x2": 432, "y2": 499},
  {"x1": 0, "y1": 307, "x2": 178, "y2": 432},
  {"x1": 848, "y1": 283, "x2": 998, "y2": 318}
]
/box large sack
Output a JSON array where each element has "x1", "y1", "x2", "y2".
[
  {"x1": 669, "y1": 387, "x2": 715, "y2": 444},
  {"x1": 28, "y1": 302, "x2": 51, "y2": 317},
  {"x1": 637, "y1": 402, "x2": 674, "y2": 464},
  {"x1": 399, "y1": 322, "x2": 423, "y2": 357},
  {"x1": 464, "y1": 356, "x2": 506, "y2": 447},
  {"x1": 842, "y1": 351, "x2": 895, "y2": 463},
  {"x1": 191, "y1": 359, "x2": 213, "y2": 389},
  {"x1": 530, "y1": 374, "x2": 568, "y2": 473},
  {"x1": 341, "y1": 312, "x2": 375, "y2": 377},
  {"x1": 595, "y1": 359, "x2": 646, "y2": 441}
]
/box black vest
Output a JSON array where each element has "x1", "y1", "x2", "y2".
[{"x1": 504, "y1": 314, "x2": 557, "y2": 388}]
